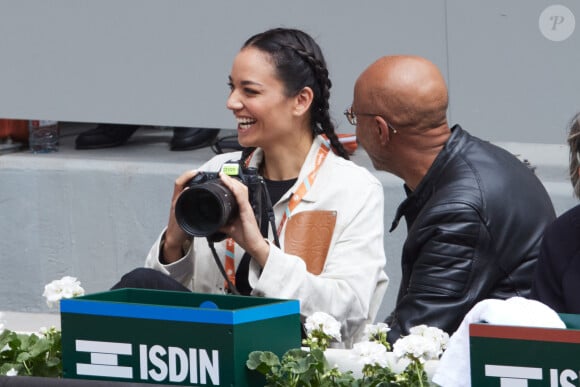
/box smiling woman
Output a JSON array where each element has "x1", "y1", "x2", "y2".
[{"x1": 113, "y1": 27, "x2": 388, "y2": 348}]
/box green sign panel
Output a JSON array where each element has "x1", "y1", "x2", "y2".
[
  {"x1": 470, "y1": 314, "x2": 580, "y2": 386},
  {"x1": 60, "y1": 289, "x2": 301, "y2": 386}
]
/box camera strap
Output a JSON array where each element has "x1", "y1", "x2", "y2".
[{"x1": 222, "y1": 141, "x2": 330, "y2": 292}]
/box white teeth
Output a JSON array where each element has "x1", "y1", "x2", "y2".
[{"x1": 237, "y1": 117, "x2": 256, "y2": 126}]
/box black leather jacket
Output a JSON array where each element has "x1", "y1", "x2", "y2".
[{"x1": 385, "y1": 125, "x2": 556, "y2": 343}]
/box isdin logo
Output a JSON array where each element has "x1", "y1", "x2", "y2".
[
  {"x1": 485, "y1": 364, "x2": 580, "y2": 387},
  {"x1": 74, "y1": 339, "x2": 220, "y2": 385},
  {"x1": 485, "y1": 365, "x2": 542, "y2": 386},
  {"x1": 75, "y1": 340, "x2": 133, "y2": 379}
]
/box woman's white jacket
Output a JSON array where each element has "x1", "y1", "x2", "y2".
[{"x1": 145, "y1": 136, "x2": 389, "y2": 347}]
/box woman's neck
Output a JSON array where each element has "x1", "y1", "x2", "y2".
[{"x1": 261, "y1": 137, "x2": 313, "y2": 181}]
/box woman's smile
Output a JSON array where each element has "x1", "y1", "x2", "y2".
[{"x1": 236, "y1": 116, "x2": 256, "y2": 131}]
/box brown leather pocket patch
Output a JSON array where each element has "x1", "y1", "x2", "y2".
[{"x1": 284, "y1": 210, "x2": 337, "y2": 275}]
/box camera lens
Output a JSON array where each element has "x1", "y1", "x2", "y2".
[{"x1": 175, "y1": 179, "x2": 238, "y2": 237}]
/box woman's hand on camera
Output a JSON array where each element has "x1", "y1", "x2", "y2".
[
  {"x1": 162, "y1": 169, "x2": 198, "y2": 264},
  {"x1": 218, "y1": 172, "x2": 270, "y2": 267}
]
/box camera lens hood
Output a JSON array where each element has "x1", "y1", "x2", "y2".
[{"x1": 175, "y1": 180, "x2": 238, "y2": 237}]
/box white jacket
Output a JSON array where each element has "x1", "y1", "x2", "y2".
[{"x1": 145, "y1": 136, "x2": 389, "y2": 346}]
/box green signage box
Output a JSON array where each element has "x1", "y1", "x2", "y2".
[
  {"x1": 60, "y1": 289, "x2": 301, "y2": 386},
  {"x1": 470, "y1": 314, "x2": 580, "y2": 386}
]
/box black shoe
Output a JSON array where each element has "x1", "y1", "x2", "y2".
[
  {"x1": 75, "y1": 124, "x2": 139, "y2": 150},
  {"x1": 170, "y1": 127, "x2": 220, "y2": 151}
]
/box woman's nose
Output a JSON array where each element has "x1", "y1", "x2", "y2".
[{"x1": 226, "y1": 91, "x2": 243, "y2": 111}]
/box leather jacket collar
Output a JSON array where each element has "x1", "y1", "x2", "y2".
[{"x1": 390, "y1": 125, "x2": 466, "y2": 232}]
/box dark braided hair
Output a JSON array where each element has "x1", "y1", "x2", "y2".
[
  {"x1": 567, "y1": 112, "x2": 580, "y2": 198},
  {"x1": 240, "y1": 28, "x2": 349, "y2": 161}
]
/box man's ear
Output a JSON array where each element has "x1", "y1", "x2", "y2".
[
  {"x1": 375, "y1": 116, "x2": 391, "y2": 145},
  {"x1": 293, "y1": 87, "x2": 314, "y2": 116}
]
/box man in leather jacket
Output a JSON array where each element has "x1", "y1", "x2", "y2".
[{"x1": 349, "y1": 55, "x2": 556, "y2": 344}]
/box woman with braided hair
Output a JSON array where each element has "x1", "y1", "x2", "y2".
[
  {"x1": 532, "y1": 113, "x2": 580, "y2": 313},
  {"x1": 116, "y1": 27, "x2": 388, "y2": 346}
]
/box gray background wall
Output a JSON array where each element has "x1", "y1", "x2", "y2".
[
  {"x1": 0, "y1": 1, "x2": 579, "y2": 320},
  {"x1": 1, "y1": 0, "x2": 579, "y2": 143}
]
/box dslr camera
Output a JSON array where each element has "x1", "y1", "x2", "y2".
[{"x1": 174, "y1": 161, "x2": 265, "y2": 241}]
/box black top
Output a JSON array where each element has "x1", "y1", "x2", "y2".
[
  {"x1": 532, "y1": 204, "x2": 580, "y2": 313},
  {"x1": 235, "y1": 177, "x2": 297, "y2": 295},
  {"x1": 264, "y1": 177, "x2": 297, "y2": 205}
]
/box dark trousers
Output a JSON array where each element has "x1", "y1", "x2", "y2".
[{"x1": 111, "y1": 267, "x2": 191, "y2": 292}]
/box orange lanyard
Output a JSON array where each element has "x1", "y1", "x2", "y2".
[{"x1": 223, "y1": 142, "x2": 330, "y2": 290}]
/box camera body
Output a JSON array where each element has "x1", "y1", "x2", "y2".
[{"x1": 174, "y1": 161, "x2": 265, "y2": 241}]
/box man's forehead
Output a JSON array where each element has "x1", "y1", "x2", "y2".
[{"x1": 353, "y1": 82, "x2": 379, "y2": 108}]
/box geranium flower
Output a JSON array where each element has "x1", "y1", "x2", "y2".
[
  {"x1": 393, "y1": 334, "x2": 441, "y2": 363},
  {"x1": 351, "y1": 340, "x2": 389, "y2": 367},
  {"x1": 364, "y1": 322, "x2": 392, "y2": 349},
  {"x1": 408, "y1": 324, "x2": 449, "y2": 357},
  {"x1": 304, "y1": 311, "x2": 342, "y2": 341},
  {"x1": 249, "y1": 314, "x2": 443, "y2": 385},
  {"x1": 410, "y1": 325, "x2": 448, "y2": 344},
  {"x1": 42, "y1": 276, "x2": 85, "y2": 307},
  {"x1": 364, "y1": 322, "x2": 391, "y2": 338}
]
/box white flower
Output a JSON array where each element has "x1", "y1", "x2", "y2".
[
  {"x1": 6, "y1": 368, "x2": 18, "y2": 376},
  {"x1": 408, "y1": 324, "x2": 428, "y2": 336},
  {"x1": 408, "y1": 324, "x2": 449, "y2": 355},
  {"x1": 364, "y1": 322, "x2": 391, "y2": 339},
  {"x1": 0, "y1": 311, "x2": 5, "y2": 334},
  {"x1": 39, "y1": 326, "x2": 49, "y2": 336},
  {"x1": 386, "y1": 354, "x2": 411, "y2": 374},
  {"x1": 304, "y1": 311, "x2": 342, "y2": 341},
  {"x1": 43, "y1": 276, "x2": 85, "y2": 307},
  {"x1": 393, "y1": 334, "x2": 441, "y2": 363},
  {"x1": 351, "y1": 340, "x2": 389, "y2": 367}
]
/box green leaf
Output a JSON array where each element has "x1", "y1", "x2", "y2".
[
  {"x1": 16, "y1": 352, "x2": 31, "y2": 362},
  {"x1": 0, "y1": 329, "x2": 15, "y2": 345},
  {"x1": 28, "y1": 338, "x2": 52, "y2": 357},
  {"x1": 0, "y1": 328, "x2": 63, "y2": 378},
  {"x1": 282, "y1": 348, "x2": 308, "y2": 363},
  {"x1": 290, "y1": 356, "x2": 315, "y2": 374},
  {"x1": 260, "y1": 351, "x2": 282, "y2": 367},
  {"x1": 45, "y1": 356, "x2": 61, "y2": 368},
  {"x1": 246, "y1": 351, "x2": 264, "y2": 369},
  {"x1": 246, "y1": 351, "x2": 281, "y2": 376}
]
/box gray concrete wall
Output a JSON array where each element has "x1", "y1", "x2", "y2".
[
  {"x1": 0, "y1": 128, "x2": 577, "y2": 321},
  {"x1": 0, "y1": 1, "x2": 579, "y2": 143}
]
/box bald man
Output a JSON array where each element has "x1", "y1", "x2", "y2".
[{"x1": 349, "y1": 55, "x2": 556, "y2": 343}]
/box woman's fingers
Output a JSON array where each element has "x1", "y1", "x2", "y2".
[
  {"x1": 219, "y1": 173, "x2": 250, "y2": 209},
  {"x1": 164, "y1": 170, "x2": 199, "y2": 260}
]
